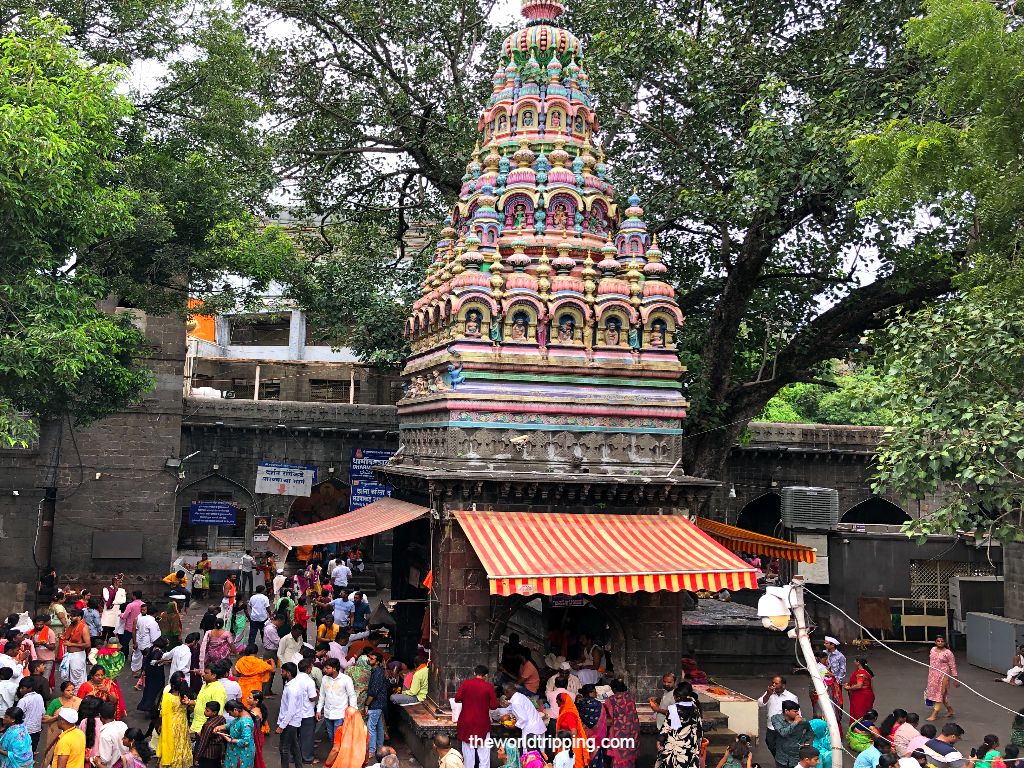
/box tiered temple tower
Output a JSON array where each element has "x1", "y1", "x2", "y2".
[{"x1": 385, "y1": 0, "x2": 721, "y2": 704}]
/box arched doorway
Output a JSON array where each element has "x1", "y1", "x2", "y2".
[
  {"x1": 842, "y1": 497, "x2": 910, "y2": 525},
  {"x1": 736, "y1": 492, "x2": 782, "y2": 537},
  {"x1": 495, "y1": 595, "x2": 628, "y2": 685},
  {"x1": 286, "y1": 478, "x2": 351, "y2": 526}
]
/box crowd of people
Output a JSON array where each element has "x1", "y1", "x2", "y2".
[{"x1": 10, "y1": 558, "x2": 1024, "y2": 768}]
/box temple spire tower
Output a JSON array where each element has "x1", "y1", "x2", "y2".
[{"x1": 392, "y1": 0, "x2": 701, "y2": 491}]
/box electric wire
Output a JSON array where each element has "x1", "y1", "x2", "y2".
[{"x1": 804, "y1": 589, "x2": 1022, "y2": 718}]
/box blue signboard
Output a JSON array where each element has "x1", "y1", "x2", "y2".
[
  {"x1": 349, "y1": 448, "x2": 395, "y2": 511},
  {"x1": 189, "y1": 500, "x2": 238, "y2": 526}
]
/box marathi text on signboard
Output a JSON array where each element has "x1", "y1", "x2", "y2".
[
  {"x1": 255, "y1": 462, "x2": 317, "y2": 497},
  {"x1": 349, "y1": 448, "x2": 394, "y2": 511},
  {"x1": 189, "y1": 501, "x2": 238, "y2": 526}
]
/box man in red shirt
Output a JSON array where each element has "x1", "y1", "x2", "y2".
[
  {"x1": 455, "y1": 665, "x2": 499, "y2": 768},
  {"x1": 293, "y1": 598, "x2": 309, "y2": 641}
]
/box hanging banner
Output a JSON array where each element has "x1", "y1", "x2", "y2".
[
  {"x1": 349, "y1": 448, "x2": 394, "y2": 511},
  {"x1": 255, "y1": 462, "x2": 317, "y2": 496},
  {"x1": 189, "y1": 501, "x2": 238, "y2": 526}
]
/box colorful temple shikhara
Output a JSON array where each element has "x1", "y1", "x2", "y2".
[
  {"x1": 396, "y1": 0, "x2": 690, "y2": 485},
  {"x1": 383, "y1": 0, "x2": 756, "y2": 711}
]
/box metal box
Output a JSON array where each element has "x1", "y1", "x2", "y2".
[
  {"x1": 782, "y1": 486, "x2": 839, "y2": 530},
  {"x1": 966, "y1": 612, "x2": 1024, "y2": 673}
]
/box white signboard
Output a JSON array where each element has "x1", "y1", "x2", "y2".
[{"x1": 255, "y1": 462, "x2": 316, "y2": 497}]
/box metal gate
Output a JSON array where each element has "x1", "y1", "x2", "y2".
[{"x1": 859, "y1": 597, "x2": 949, "y2": 643}]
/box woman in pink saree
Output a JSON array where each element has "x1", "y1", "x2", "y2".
[{"x1": 199, "y1": 618, "x2": 234, "y2": 670}]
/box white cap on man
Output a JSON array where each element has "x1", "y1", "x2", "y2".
[{"x1": 58, "y1": 708, "x2": 79, "y2": 724}]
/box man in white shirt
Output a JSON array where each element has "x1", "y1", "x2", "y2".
[
  {"x1": 295, "y1": 660, "x2": 319, "y2": 764},
  {"x1": 219, "y1": 663, "x2": 243, "y2": 725},
  {"x1": 247, "y1": 585, "x2": 272, "y2": 645},
  {"x1": 277, "y1": 663, "x2": 305, "y2": 768},
  {"x1": 331, "y1": 561, "x2": 352, "y2": 590},
  {"x1": 16, "y1": 681, "x2": 43, "y2": 749},
  {"x1": 240, "y1": 549, "x2": 256, "y2": 596},
  {"x1": 0, "y1": 668, "x2": 19, "y2": 718},
  {"x1": 96, "y1": 701, "x2": 128, "y2": 767},
  {"x1": 758, "y1": 675, "x2": 800, "y2": 757},
  {"x1": 278, "y1": 625, "x2": 306, "y2": 668},
  {"x1": 317, "y1": 658, "x2": 356, "y2": 742},
  {"x1": 133, "y1": 604, "x2": 161, "y2": 656},
  {"x1": 493, "y1": 683, "x2": 546, "y2": 750},
  {"x1": 162, "y1": 632, "x2": 199, "y2": 680}
]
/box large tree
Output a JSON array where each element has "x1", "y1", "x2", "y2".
[
  {"x1": 850, "y1": 0, "x2": 1024, "y2": 540},
  {"x1": 0, "y1": 4, "x2": 293, "y2": 445},
  {"x1": 260, "y1": 0, "x2": 961, "y2": 489}
]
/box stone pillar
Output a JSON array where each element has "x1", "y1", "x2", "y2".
[
  {"x1": 289, "y1": 311, "x2": 306, "y2": 360},
  {"x1": 1004, "y1": 542, "x2": 1024, "y2": 621},
  {"x1": 428, "y1": 521, "x2": 493, "y2": 706}
]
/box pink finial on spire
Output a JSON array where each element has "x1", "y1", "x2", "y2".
[{"x1": 521, "y1": 0, "x2": 565, "y2": 22}]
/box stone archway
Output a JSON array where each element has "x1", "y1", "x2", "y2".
[
  {"x1": 841, "y1": 496, "x2": 910, "y2": 525},
  {"x1": 736, "y1": 492, "x2": 782, "y2": 537}
]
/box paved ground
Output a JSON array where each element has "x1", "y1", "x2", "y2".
[
  {"x1": 715, "y1": 643, "x2": 1024, "y2": 766},
  {"x1": 103, "y1": 599, "x2": 1024, "y2": 768}
]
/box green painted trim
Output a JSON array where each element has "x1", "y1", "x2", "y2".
[
  {"x1": 400, "y1": 421, "x2": 684, "y2": 435},
  {"x1": 462, "y1": 371, "x2": 682, "y2": 389}
]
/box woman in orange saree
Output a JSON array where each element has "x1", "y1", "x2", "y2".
[
  {"x1": 77, "y1": 665, "x2": 127, "y2": 719},
  {"x1": 556, "y1": 693, "x2": 591, "y2": 768},
  {"x1": 233, "y1": 645, "x2": 274, "y2": 705},
  {"x1": 324, "y1": 706, "x2": 368, "y2": 768}
]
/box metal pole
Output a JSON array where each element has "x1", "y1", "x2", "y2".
[
  {"x1": 790, "y1": 576, "x2": 843, "y2": 768},
  {"x1": 254, "y1": 364, "x2": 261, "y2": 401}
]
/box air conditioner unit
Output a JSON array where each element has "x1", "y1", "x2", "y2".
[{"x1": 781, "y1": 486, "x2": 839, "y2": 531}]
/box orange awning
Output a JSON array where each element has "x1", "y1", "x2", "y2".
[
  {"x1": 456, "y1": 511, "x2": 759, "y2": 597},
  {"x1": 270, "y1": 498, "x2": 428, "y2": 551},
  {"x1": 694, "y1": 517, "x2": 816, "y2": 563}
]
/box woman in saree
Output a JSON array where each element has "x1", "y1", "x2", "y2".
[
  {"x1": 654, "y1": 692, "x2": 703, "y2": 768},
  {"x1": 195, "y1": 553, "x2": 213, "y2": 600},
  {"x1": 246, "y1": 691, "x2": 269, "y2": 768},
  {"x1": 159, "y1": 600, "x2": 183, "y2": 648},
  {"x1": 275, "y1": 591, "x2": 296, "y2": 625},
  {"x1": 220, "y1": 700, "x2": 257, "y2": 768},
  {"x1": 0, "y1": 707, "x2": 34, "y2": 768},
  {"x1": 324, "y1": 706, "x2": 368, "y2": 768},
  {"x1": 199, "y1": 618, "x2": 233, "y2": 670},
  {"x1": 347, "y1": 653, "x2": 372, "y2": 710},
  {"x1": 234, "y1": 645, "x2": 274, "y2": 705},
  {"x1": 576, "y1": 684, "x2": 606, "y2": 768},
  {"x1": 230, "y1": 604, "x2": 249, "y2": 654},
  {"x1": 41, "y1": 682, "x2": 81, "y2": 756},
  {"x1": 156, "y1": 672, "x2": 194, "y2": 768},
  {"x1": 843, "y1": 658, "x2": 875, "y2": 723},
  {"x1": 809, "y1": 718, "x2": 833, "y2": 768},
  {"x1": 555, "y1": 693, "x2": 591, "y2": 768},
  {"x1": 77, "y1": 664, "x2": 127, "y2": 720},
  {"x1": 846, "y1": 709, "x2": 880, "y2": 754},
  {"x1": 94, "y1": 636, "x2": 126, "y2": 680},
  {"x1": 592, "y1": 680, "x2": 641, "y2": 768}
]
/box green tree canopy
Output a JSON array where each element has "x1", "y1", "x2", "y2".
[{"x1": 850, "y1": 0, "x2": 1024, "y2": 539}]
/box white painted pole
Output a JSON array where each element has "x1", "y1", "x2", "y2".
[
  {"x1": 790, "y1": 576, "x2": 843, "y2": 768},
  {"x1": 254, "y1": 364, "x2": 261, "y2": 401}
]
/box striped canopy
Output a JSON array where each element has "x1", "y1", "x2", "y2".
[
  {"x1": 269, "y1": 498, "x2": 428, "y2": 553},
  {"x1": 455, "y1": 511, "x2": 759, "y2": 597},
  {"x1": 693, "y1": 517, "x2": 816, "y2": 563}
]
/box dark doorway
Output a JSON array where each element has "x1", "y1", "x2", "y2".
[
  {"x1": 841, "y1": 497, "x2": 910, "y2": 525},
  {"x1": 736, "y1": 492, "x2": 782, "y2": 537}
]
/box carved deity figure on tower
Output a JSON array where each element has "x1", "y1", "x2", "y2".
[
  {"x1": 604, "y1": 318, "x2": 621, "y2": 346},
  {"x1": 465, "y1": 310, "x2": 482, "y2": 338},
  {"x1": 650, "y1": 320, "x2": 667, "y2": 348},
  {"x1": 513, "y1": 203, "x2": 528, "y2": 229},
  {"x1": 557, "y1": 315, "x2": 576, "y2": 343},
  {"x1": 552, "y1": 203, "x2": 569, "y2": 229},
  {"x1": 510, "y1": 312, "x2": 529, "y2": 341}
]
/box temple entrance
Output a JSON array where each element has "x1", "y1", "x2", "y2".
[
  {"x1": 495, "y1": 594, "x2": 627, "y2": 690},
  {"x1": 736, "y1": 492, "x2": 782, "y2": 537},
  {"x1": 841, "y1": 496, "x2": 910, "y2": 525}
]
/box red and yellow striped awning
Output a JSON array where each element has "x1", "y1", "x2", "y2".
[
  {"x1": 694, "y1": 517, "x2": 816, "y2": 563},
  {"x1": 455, "y1": 511, "x2": 759, "y2": 597}
]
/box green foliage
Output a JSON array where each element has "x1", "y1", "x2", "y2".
[
  {"x1": 872, "y1": 293, "x2": 1024, "y2": 541},
  {"x1": 0, "y1": 16, "x2": 153, "y2": 433},
  {"x1": 851, "y1": 0, "x2": 1024, "y2": 295},
  {"x1": 758, "y1": 366, "x2": 895, "y2": 426}
]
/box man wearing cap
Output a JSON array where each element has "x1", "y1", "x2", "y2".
[
  {"x1": 771, "y1": 700, "x2": 813, "y2": 768},
  {"x1": 759, "y1": 675, "x2": 800, "y2": 758},
  {"x1": 545, "y1": 661, "x2": 582, "y2": 700},
  {"x1": 824, "y1": 637, "x2": 847, "y2": 684},
  {"x1": 52, "y1": 707, "x2": 86, "y2": 768}
]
